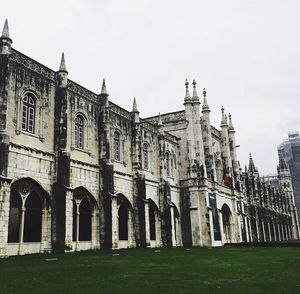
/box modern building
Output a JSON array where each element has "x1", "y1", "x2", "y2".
[
  {"x1": 0, "y1": 20, "x2": 298, "y2": 256},
  {"x1": 278, "y1": 131, "x2": 300, "y2": 221}
]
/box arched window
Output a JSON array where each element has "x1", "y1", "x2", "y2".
[
  {"x1": 22, "y1": 94, "x2": 36, "y2": 133},
  {"x1": 143, "y1": 143, "x2": 149, "y2": 170},
  {"x1": 114, "y1": 131, "x2": 120, "y2": 161},
  {"x1": 79, "y1": 198, "x2": 92, "y2": 241},
  {"x1": 8, "y1": 189, "x2": 22, "y2": 243},
  {"x1": 118, "y1": 203, "x2": 128, "y2": 240},
  {"x1": 166, "y1": 152, "x2": 170, "y2": 176},
  {"x1": 24, "y1": 191, "x2": 42, "y2": 242},
  {"x1": 149, "y1": 207, "x2": 156, "y2": 240},
  {"x1": 75, "y1": 114, "x2": 84, "y2": 149}
]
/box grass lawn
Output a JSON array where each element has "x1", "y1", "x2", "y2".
[{"x1": 1, "y1": 247, "x2": 300, "y2": 294}]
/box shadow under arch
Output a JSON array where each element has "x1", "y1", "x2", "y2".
[{"x1": 221, "y1": 203, "x2": 233, "y2": 243}]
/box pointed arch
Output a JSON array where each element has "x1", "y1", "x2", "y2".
[{"x1": 221, "y1": 204, "x2": 233, "y2": 243}]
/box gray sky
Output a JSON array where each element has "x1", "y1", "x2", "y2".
[{"x1": 2, "y1": 0, "x2": 300, "y2": 175}]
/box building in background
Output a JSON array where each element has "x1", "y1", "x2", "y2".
[
  {"x1": 278, "y1": 131, "x2": 300, "y2": 221},
  {"x1": 0, "y1": 20, "x2": 299, "y2": 256}
]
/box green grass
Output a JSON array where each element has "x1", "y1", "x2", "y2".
[{"x1": 1, "y1": 247, "x2": 300, "y2": 293}]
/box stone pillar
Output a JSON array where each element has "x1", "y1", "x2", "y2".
[
  {"x1": 155, "y1": 212, "x2": 162, "y2": 247},
  {"x1": 91, "y1": 212, "x2": 96, "y2": 249},
  {"x1": 40, "y1": 208, "x2": 47, "y2": 253},
  {"x1": 0, "y1": 177, "x2": 11, "y2": 257},
  {"x1": 248, "y1": 218, "x2": 253, "y2": 242},
  {"x1": 277, "y1": 223, "x2": 281, "y2": 241},
  {"x1": 128, "y1": 210, "x2": 134, "y2": 248},
  {"x1": 281, "y1": 224, "x2": 285, "y2": 241},
  {"x1": 170, "y1": 206, "x2": 176, "y2": 247},
  {"x1": 65, "y1": 189, "x2": 73, "y2": 251},
  {"x1": 75, "y1": 203, "x2": 80, "y2": 252},
  {"x1": 144, "y1": 201, "x2": 150, "y2": 247},
  {"x1": 218, "y1": 210, "x2": 225, "y2": 244},
  {"x1": 244, "y1": 216, "x2": 250, "y2": 242},
  {"x1": 111, "y1": 196, "x2": 118, "y2": 249},
  {"x1": 273, "y1": 223, "x2": 277, "y2": 241},
  {"x1": 261, "y1": 221, "x2": 266, "y2": 242},
  {"x1": 18, "y1": 205, "x2": 25, "y2": 255},
  {"x1": 267, "y1": 222, "x2": 271, "y2": 242}
]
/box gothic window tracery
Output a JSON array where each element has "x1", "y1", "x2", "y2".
[
  {"x1": 22, "y1": 94, "x2": 36, "y2": 133},
  {"x1": 143, "y1": 143, "x2": 149, "y2": 170},
  {"x1": 75, "y1": 114, "x2": 84, "y2": 149},
  {"x1": 114, "y1": 131, "x2": 121, "y2": 161}
]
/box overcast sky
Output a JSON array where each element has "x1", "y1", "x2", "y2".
[{"x1": 2, "y1": 0, "x2": 300, "y2": 175}]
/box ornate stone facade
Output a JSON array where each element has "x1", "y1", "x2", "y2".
[{"x1": 0, "y1": 20, "x2": 299, "y2": 256}]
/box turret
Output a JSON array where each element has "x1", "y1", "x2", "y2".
[
  {"x1": 0, "y1": 19, "x2": 12, "y2": 55},
  {"x1": 201, "y1": 88, "x2": 215, "y2": 181},
  {"x1": 220, "y1": 106, "x2": 233, "y2": 187},
  {"x1": 57, "y1": 52, "x2": 68, "y2": 88}
]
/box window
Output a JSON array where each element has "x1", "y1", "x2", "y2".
[
  {"x1": 114, "y1": 131, "x2": 120, "y2": 161},
  {"x1": 75, "y1": 114, "x2": 84, "y2": 149},
  {"x1": 143, "y1": 143, "x2": 149, "y2": 170},
  {"x1": 166, "y1": 152, "x2": 170, "y2": 176},
  {"x1": 22, "y1": 94, "x2": 35, "y2": 133}
]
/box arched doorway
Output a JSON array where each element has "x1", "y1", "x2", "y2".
[
  {"x1": 72, "y1": 187, "x2": 97, "y2": 251},
  {"x1": 221, "y1": 204, "x2": 233, "y2": 243},
  {"x1": 172, "y1": 203, "x2": 181, "y2": 247},
  {"x1": 7, "y1": 178, "x2": 50, "y2": 255},
  {"x1": 147, "y1": 199, "x2": 161, "y2": 247},
  {"x1": 117, "y1": 194, "x2": 134, "y2": 249}
]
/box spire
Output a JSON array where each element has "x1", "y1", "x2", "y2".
[
  {"x1": 221, "y1": 106, "x2": 227, "y2": 126},
  {"x1": 132, "y1": 97, "x2": 138, "y2": 112},
  {"x1": 228, "y1": 113, "x2": 234, "y2": 131},
  {"x1": 248, "y1": 153, "x2": 256, "y2": 173},
  {"x1": 1, "y1": 19, "x2": 10, "y2": 39},
  {"x1": 101, "y1": 78, "x2": 107, "y2": 95},
  {"x1": 59, "y1": 52, "x2": 67, "y2": 72},
  {"x1": 202, "y1": 88, "x2": 210, "y2": 112},
  {"x1": 184, "y1": 79, "x2": 192, "y2": 103},
  {"x1": 192, "y1": 80, "x2": 199, "y2": 103}
]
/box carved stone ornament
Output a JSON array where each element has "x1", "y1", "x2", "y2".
[{"x1": 18, "y1": 183, "x2": 31, "y2": 196}]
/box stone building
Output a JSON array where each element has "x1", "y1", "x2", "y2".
[{"x1": 0, "y1": 20, "x2": 299, "y2": 256}]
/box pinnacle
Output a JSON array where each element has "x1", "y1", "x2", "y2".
[
  {"x1": 202, "y1": 88, "x2": 210, "y2": 112},
  {"x1": 192, "y1": 79, "x2": 199, "y2": 102},
  {"x1": 59, "y1": 52, "x2": 67, "y2": 72},
  {"x1": 132, "y1": 97, "x2": 138, "y2": 112},
  {"x1": 184, "y1": 79, "x2": 191, "y2": 102},
  {"x1": 1, "y1": 19, "x2": 10, "y2": 39},
  {"x1": 101, "y1": 78, "x2": 107, "y2": 95}
]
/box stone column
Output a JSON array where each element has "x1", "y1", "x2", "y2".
[
  {"x1": 65, "y1": 189, "x2": 73, "y2": 251},
  {"x1": 40, "y1": 208, "x2": 47, "y2": 253},
  {"x1": 267, "y1": 222, "x2": 271, "y2": 242},
  {"x1": 18, "y1": 204, "x2": 25, "y2": 255},
  {"x1": 273, "y1": 223, "x2": 277, "y2": 241},
  {"x1": 111, "y1": 196, "x2": 118, "y2": 249},
  {"x1": 128, "y1": 210, "x2": 134, "y2": 248},
  {"x1": 218, "y1": 210, "x2": 225, "y2": 244},
  {"x1": 248, "y1": 218, "x2": 253, "y2": 242},
  {"x1": 75, "y1": 203, "x2": 80, "y2": 252},
  {"x1": 91, "y1": 212, "x2": 96, "y2": 249},
  {"x1": 144, "y1": 200, "x2": 150, "y2": 247},
  {"x1": 0, "y1": 177, "x2": 11, "y2": 257},
  {"x1": 277, "y1": 223, "x2": 281, "y2": 241},
  {"x1": 155, "y1": 212, "x2": 162, "y2": 247},
  {"x1": 170, "y1": 206, "x2": 176, "y2": 247}
]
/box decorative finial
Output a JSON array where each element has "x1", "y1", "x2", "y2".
[
  {"x1": 59, "y1": 52, "x2": 67, "y2": 72},
  {"x1": 184, "y1": 79, "x2": 191, "y2": 103},
  {"x1": 101, "y1": 78, "x2": 107, "y2": 95},
  {"x1": 248, "y1": 153, "x2": 256, "y2": 173},
  {"x1": 202, "y1": 88, "x2": 210, "y2": 113},
  {"x1": 221, "y1": 106, "x2": 227, "y2": 126},
  {"x1": 192, "y1": 79, "x2": 199, "y2": 103},
  {"x1": 1, "y1": 19, "x2": 10, "y2": 39},
  {"x1": 132, "y1": 97, "x2": 138, "y2": 112}
]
